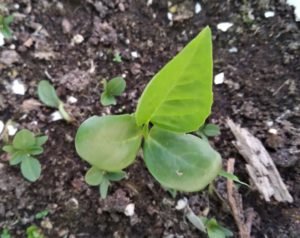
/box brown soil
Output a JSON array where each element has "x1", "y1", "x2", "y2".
[{"x1": 0, "y1": 0, "x2": 299, "y2": 237}]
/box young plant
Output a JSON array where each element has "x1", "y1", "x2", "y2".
[
  {"x1": 85, "y1": 166, "x2": 126, "y2": 198},
  {"x1": 201, "y1": 217, "x2": 233, "y2": 238},
  {"x1": 76, "y1": 27, "x2": 222, "y2": 196},
  {"x1": 2, "y1": 129, "x2": 48, "y2": 182},
  {"x1": 26, "y1": 225, "x2": 44, "y2": 238},
  {"x1": 113, "y1": 51, "x2": 122, "y2": 63},
  {"x1": 37, "y1": 80, "x2": 72, "y2": 122},
  {"x1": 0, "y1": 228, "x2": 11, "y2": 238},
  {"x1": 100, "y1": 76, "x2": 126, "y2": 106},
  {"x1": 0, "y1": 15, "x2": 13, "y2": 38},
  {"x1": 197, "y1": 123, "x2": 221, "y2": 138}
]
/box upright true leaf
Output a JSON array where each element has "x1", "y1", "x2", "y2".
[
  {"x1": 75, "y1": 115, "x2": 142, "y2": 171},
  {"x1": 135, "y1": 27, "x2": 213, "y2": 133},
  {"x1": 143, "y1": 126, "x2": 221, "y2": 191}
]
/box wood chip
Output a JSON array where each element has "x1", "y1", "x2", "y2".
[{"x1": 227, "y1": 118, "x2": 293, "y2": 203}]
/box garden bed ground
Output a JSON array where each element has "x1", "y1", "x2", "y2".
[{"x1": 0, "y1": 0, "x2": 299, "y2": 237}]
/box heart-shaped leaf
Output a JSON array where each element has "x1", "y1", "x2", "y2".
[
  {"x1": 135, "y1": 27, "x2": 213, "y2": 133},
  {"x1": 85, "y1": 166, "x2": 104, "y2": 186},
  {"x1": 21, "y1": 157, "x2": 41, "y2": 182},
  {"x1": 37, "y1": 80, "x2": 61, "y2": 108},
  {"x1": 143, "y1": 126, "x2": 221, "y2": 191},
  {"x1": 106, "y1": 77, "x2": 126, "y2": 96},
  {"x1": 75, "y1": 114, "x2": 142, "y2": 171},
  {"x1": 13, "y1": 129, "x2": 36, "y2": 150}
]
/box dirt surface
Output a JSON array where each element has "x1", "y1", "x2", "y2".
[{"x1": 0, "y1": 0, "x2": 299, "y2": 237}]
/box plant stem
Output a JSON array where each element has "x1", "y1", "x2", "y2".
[{"x1": 58, "y1": 103, "x2": 72, "y2": 122}]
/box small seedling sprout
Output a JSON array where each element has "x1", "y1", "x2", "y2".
[
  {"x1": 100, "y1": 77, "x2": 126, "y2": 106},
  {"x1": 37, "y1": 80, "x2": 72, "y2": 122},
  {"x1": 0, "y1": 15, "x2": 13, "y2": 39}
]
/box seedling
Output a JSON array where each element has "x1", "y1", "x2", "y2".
[
  {"x1": 113, "y1": 51, "x2": 122, "y2": 63},
  {"x1": 0, "y1": 228, "x2": 11, "y2": 238},
  {"x1": 2, "y1": 129, "x2": 48, "y2": 182},
  {"x1": 100, "y1": 77, "x2": 126, "y2": 106},
  {"x1": 201, "y1": 217, "x2": 233, "y2": 238},
  {"x1": 35, "y1": 210, "x2": 49, "y2": 220},
  {"x1": 85, "y1": 166, "x2": 126, "y2": 198},
  {"x1": 76, "y1": 27, "x2": 222, "y2": 196},
  {"x1": 37, "y1": 80, "x2": 72, "y2": 122},
  {"x1": 0, "y1": 15, "x2": 13, "y2": 38},
  {"x1": 198, "y1": 123, "x2": 221, "y2": 138},
  {"x1": 26, "y1": 225, "x2": 44, "y2": 238}
]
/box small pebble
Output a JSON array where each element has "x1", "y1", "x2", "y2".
[
  {"x1": 175, "y1": 198, "x2": 188, "y2": 210},
  {"x1": 214, "y1": 72, "x2": 225, "y2": 85},
  {"x1": 147, "y1": 0, "x2": 153, "y2": 6},
  {"x1": 217, "y1": 22, "x2": 233, "y2": 32},
  {"x1": 50, "y1": 111, "x2": 63, "y2": 122},
  {"x1": 11, "y1": 80, "x2": 26, "y2": 95},
  {"x1": 7, "y1": 124, "x2": 18, "y2": 136},
  {"x1": 167, "y1": 12, "x2": 173, "y2": 21},
  {"x1": 67, "y1": 96, "x2": 78, "y2": 104},
  {"x1": 195, "y1": 2, "x2": 202, "y2": 14},
  {"x1": 264, "y1": 11, "x2": 275, "y2": 18},
  {"x1": 0, "y1": 121, "x2": 4, "y2": 135},
  {"x1": 266, "y1": 121, "x2": 274, "y2": 127},
  {"x1": 124, "y1": 203, "x2": 135, "y2": 216},
  {"x1": 9, "y1": 44, "x2": 16, "y2": 50},
  {"x1": 0, "y1": 33, "x2": 4, "y2": 47},
  {"x1": 131, "y1": 51, "x2": 139, "y2": 58},
  {"x1": 41, "y1": 219, "x2": 53, "y2": 230},
  {"x1": 287, "y1": 0, "x2": 300, "y2": 21},
  {"x1": 72, "y1": 34, "x2": 84, "y2": 45},
  {"x1": 268, "y1": 128, "x2": 278, "y2": 135},
  {"x1": 228, "y1": 47, "x2": 238, "y2": 53}
]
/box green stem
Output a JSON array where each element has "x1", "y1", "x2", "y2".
[{"x1": 58, "y1": 103, "x2": 72, "y2": 122}]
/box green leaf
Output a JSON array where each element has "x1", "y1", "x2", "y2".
[
  {"x1": 26, "y1": 225, "x2": 44, "y2": 238},
  {"x1": 27, "y1": 146, "x2": 43, "y2": 155},
  {"x1": 85, "y1": 166, "x2": 104, "y2": 186},
  {"x1": 206, "y1": 218, "x2": 233, "y2": 238},
  {"x1": 36, "y1": 136, "x2": 48, "y2": 146},
  {"x1": 135, "y1": 27, "x2": 213, "y2": 133},
  {"x1": 1, "y1": 228, "x2": 11, "y2": 238},
  {"x1": 100, "y1": 92, "x2": 116, "y2": 106},
  {"x1": 219, "y1": 170, "x2": 249, "y2": 187},
  {"x1": 113, "y1": 51, "x2": 122, "y2": 63},
  {"x1": 143, "y1": 126, "x2": 221, "y2": 192},
  {"x1": 75, "y1": 114, "x2": 142, "y2": 171},
  {"x1": 13, "y1": 129, "x2": 36, "y2": 150},
  {"x1": 99, "y1": 178, "x2": 110, "y2": 199},
  {"x1": 201, "y1": 124, "x2": 221, "y2": 137},
  {"x1": 10, "y1": 152, "x2": 28, "y2": 165},
  {"x1": 21, "y1": 157, "x2": 41, "y2": 182},
  {"x1": 105, "y1": 171, "x2": 126, "y2": 181},
  {"x1": 106, "y1": 77, "x2": 126, "y2": 96},
  {"x1": 35, "y1": 210, "x2": 49, "y2": 219},
  {"x1": 2, "y1": 145, "x2": 15, "y2": 154},
  {"x1": 37, "y1": 80, "x2": 61, "y2": 108}
]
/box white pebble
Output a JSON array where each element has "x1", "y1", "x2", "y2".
[
  {"x1": 0, "y1": 121, "x2": 4, "y2": 135},
  {"x1": 11, "y1": 80, "x2": 26, "y2": 95},
  {"x1": 9, "y1": 44, "x2": 16, "y2": 50},
  {"x1": 264, "y1": 11, "x2": 275, "y2": 18},
  {"x1": 175, "y1": 198, "x2": 188, "y2": 210},
  {"x1": 124, "y1": 203, "x2": 135, "y2": 216},
  {"x1": 131, "y1": 51, "x2": 139, "y2": 58},
  {"x1": 7, "y1": 124, "x2": 18, "y2": 136},
  {"x1": 167, "y1": 12, "x2": 173, "y2": 21},
  {"x1": 122, "y1": 73, "x2": 127, "y2": 78},
  {"x1": 50, "y1": 111, "x2": 63, "y2": 122},
  {"x1": 14, "y1": 4, "x2": 20, "y2": 9},
  {"x1": 195, "y1": 2, "x2": 202, "y2": 14},
  {"x1": 228, "y1": 47, "x2": 238, "y2": 53},
  {"x1": 0, "y1": 33, "x2": 4, "y2": 47},
  {"x1": 67, "y1": 96, "x2": 78, "y2": 104},
  {"x1": 72, "y1": 34, "x2": 84, "y2": 45},
  {"x1": 266, "y1": 121, "x2": 274, "y2": 127},
  {"x1": 287, "y1": 0, "x2": 300, "y2": 21},
  {"x1": 217, "y1": 22, "x2": 233, "y2": 32},
  {"x1": 147, "y1": 0, "x2": 153, "y2": 6},
  {"x1": 214, "y1": 72, "x2": 225, "y2": 85},
  {"x1": 268, "y1": 128, "x2": 278, "y2": 135}
]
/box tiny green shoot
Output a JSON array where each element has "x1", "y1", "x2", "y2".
[
  {"x1": 2, "y1": 129, "x2": 48, "y2": 182},
  {"x1": 219, "y1": 170, "x2": 249, "y2": 187},
  {"x1": 201, "y1": 217, "x2": 233, "y2": 238},
  {"x1": 100, "y1": 77, "x2": 126, "y2": 106},
  {"x1": 35, "y1": 210, "x2": 49, "y2": 220},
  {"x1": 85, "y1": 166, "x2": 126, "y2": 198},
  {"x1": 113, "y1": 51, "x2": 122, "y2": 63},
  {"x1": 197, "y1": 123, "x2": 221, "y2": 138},
  {"x1": 37, "y1": 80, "x2": 72, "y2": 122},
  {"x1": 0, "y1": 228, "x2": 11, "y2": 238},
  {"x1": 26, "y1": 225, "x2": 44, "y2": 238},
  {"x1": 0, "y1": 15, "x2": 13, "y2": 39}
]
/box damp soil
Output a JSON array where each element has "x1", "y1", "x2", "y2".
[{"x1": 0, "y1": 0, "x2": 299, "y2": 237}]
